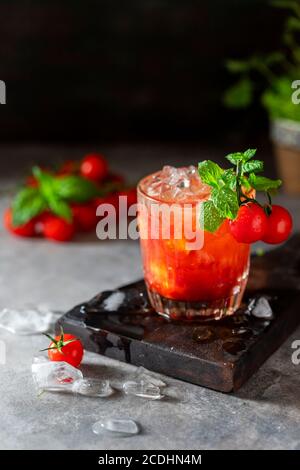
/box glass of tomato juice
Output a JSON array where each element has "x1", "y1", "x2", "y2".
[{"x1": 137, "y1": 165, "x2": 250, "y2": 321}]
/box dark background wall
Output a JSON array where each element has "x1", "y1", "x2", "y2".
[{"x1": 0, "y1": 0, "x2": 284, "y2": 142}]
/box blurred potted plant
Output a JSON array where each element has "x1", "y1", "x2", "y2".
[{"x1": 223, "y1": 0, "x2": 300, "y2": 194}]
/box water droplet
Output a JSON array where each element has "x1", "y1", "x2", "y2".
[{"x1": 192, "y1": 326, "x2": 216, "y2": 344}]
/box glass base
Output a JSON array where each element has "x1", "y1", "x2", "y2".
[{"x1": 146, "y1": 281, "x2": 247, "y2": 322}]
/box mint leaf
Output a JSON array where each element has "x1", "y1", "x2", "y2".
[
  {"x1": 198, "y1": 160, "x2": 223, "y2": 188},
  {"x1": 221, "y1": 169, "x2": 236, "y2": 190},
  {"x1": 226, "y1": 152, "x2": 244, "y2": 165},
  {"x1": 12, "y1": 187, "x2": 46, "y2": 226},
  {"x1": 243, "y1": 149, "x2": 257, "y2": 161},
  {"x1": 200, "y1": 200, "x2": 225, "y2": 233},
  {"x1": 211, "y1": 187, "x2": 239, "y2": 220},
  {"x1": 242, "y1": 159, "x2": 263, "y2": 173},
  {"x1": 48, "y1": 198, "x2": 72, "y2": 222},
  {"x1": 226, "y1": 149, "x2": 257, "y2": 165},
  {"x1": 248, "y1": 174, "x2": 282, "y2": 191},
  {"x1": 53, "y1": 175, "x2": 99, "y2": 202}
]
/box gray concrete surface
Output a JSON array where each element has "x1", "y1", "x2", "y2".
[{"x1": 0, "y1": 145, "x2": 299, "y2": 450}]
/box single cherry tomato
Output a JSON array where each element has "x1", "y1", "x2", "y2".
[
  {"x1": 3, "y1": 208, "x2": 36, "y2": 238},
  {"x1": 262, "y1": 205, "x2": 293, "y2": 244},
  {"x1": 43, "y1": 215, "x2": 75, "y2": 242},
  {"x1": 94, "y1": 193, "x2": 120, "y2": 213},
  {"x1": 229, "y1": 203, "x2": 268, "y2": 244},
  {"x1": 80, "y1": 153, "x2": 108, "y2": 182},
  {"x1": 26, "y1": 175, "x2": 39, "y2": 188},
  {"x1": 34, "y1": 211, "x2": 51, "y2": 236},
  {"x1": 57, "y1": 160, "x2": 78, "y2": 176},
  {"x1": 44, "y1": 328, "x2": 84, "y2": 368},
  {"x1": 118, "y1": 188, "x2": 137, "y2": 208},
  {"x1": 71, "y1": 203, "x2": 98, "y2": 232}
]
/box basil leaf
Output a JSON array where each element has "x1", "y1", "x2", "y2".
[
  {"x1": 200, "y1": 200, "x2": 225, "y2": 233},
  {"x1": 248, "y1": 174, "x2": 282, "y2": 191},
  {"x1": 211, "y1": 187, "x2": 239, "y2": 220},
  {"x1": 48, "y1": 198, "x2": 72, "y2": 222},
  {"x1": 242, "y1": 159, "x2": 264, "y2": 173},
  {"x1": 198, "y1": 160, "x2": 223, "y2": 188},
  {"x1": 53, "y1": 175, "x2": 99, "y2": 202},
  {"x1": 12, "y1": 187, "x2": 46, "y2": 226},
  {"x1": 32, "y1": 166, "x2": 56, "y2": 201}
]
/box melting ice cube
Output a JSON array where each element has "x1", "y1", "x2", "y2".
[
  {"x1": 133, "y1": 366, "x2": 167, "y2": 388},
  {"x1": 72, "y1": 378, "x2": 114, "y2": 397},
  {"x1": 0, "y1": 307, "x2": 60, "y2": 335},
  {"x1": 32, "y1": 357, "x2": 83, "y2": 392},
  {"x1": 92, "y1": 418, "x2": 139, "y2": 437},
  {"x1": 123, "y1": 380, "x2": 164, "y2": 400},
  {"x1": 247, "y1": 297, "x2": 274, "y2": 319}
]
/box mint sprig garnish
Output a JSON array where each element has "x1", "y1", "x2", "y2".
[{"x1": 199, "y1": 149, "x2": 282, "y2": 233}]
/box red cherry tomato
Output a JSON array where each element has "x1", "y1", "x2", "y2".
[
  {"x1": 43, "y1": 215, "x2": 75, "y2": 242},
  {"x1": 46, "y1": 330, "x2": 84, "y2": 368},
  {"x1": 262, "y1": 205, "x2": 293, "y2": 244},
  {"x1": 80, "y1": 153, "x2": 108, "y2": 182},
  {"x1": 26, "y1": 176, "x2": 39, "y2": 188},
  {"x1": 93, "y1": 193, "x2": 120, "y2": 213},
  {"x1": 71, "y1": 203, "x2": 98, "y2": 232},
  {"x1": 34, "y1": 212, "x2": 51, "y2": 236},
  {"x1": 229, "y1": 203, "x2": 268, "y2": 244},
  {"x1": 57, "y1": 160, "x2": 78, "y2": 176},
  {"x1": 3, "y1": 208, "x2": 36, "y2": 238}
]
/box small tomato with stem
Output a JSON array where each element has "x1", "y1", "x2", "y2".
[
  {"x1": 229, "y1": 202, "x2": 268, "y2": 244},
  {"x1": 262, "y1": 205, "x2": 293, "y2": 244},
  {"x1": 42, "y1": 328, "x2": 84, "y2": 368}
]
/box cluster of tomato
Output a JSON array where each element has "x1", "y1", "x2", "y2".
[
  {"x1": 229, "y1": 202, "x2": 293, "y2": 245},
  {"x1": 4, "y1": 153, "x2": 137, "y2": 242}
]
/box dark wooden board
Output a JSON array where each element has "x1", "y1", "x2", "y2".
[{"x1": 56, "y1": 235, "x2": 300, "y2": 392}]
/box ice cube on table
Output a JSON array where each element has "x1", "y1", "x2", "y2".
[
  {"x1": 133, "y1": 367, "x2": 167, "y2": 388},
  {"x1": 32, "y1": 358, "x2": 83, "y2": 392},
  {"x1": 123, "y1": 380, "x2": 164, "y2": 400},
  {"x1": 247, "y1": 297, "x2": 274, "y2": 319},
  {"x1": 92, "y1": 418, "x2": 139, "y2": 437},
  {"x1": 0, "y1": 307, "x2": 60, "y2": 335},
  {"x1": 72, "y1": 378, "x2": 114, "y2": 397}
]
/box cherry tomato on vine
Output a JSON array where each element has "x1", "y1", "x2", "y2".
[
  {"x1": 262, "y1": 205, "x2": 293, "y2": 244},
  {"x1": 71, "y1": 203, "x2": 98, "y2": 232},
  {"x1": 43, "y1": 328, "x2": 84, "y2": 368},
  {"x1": 229, "y1": 203, "x2": 268, "y2": 244},
  {"x1": 43, "y1": 215, "x2": 75, "y2": 242},
  {"x1": 3, "y1": 208, "x2": 36, "y2": 238},
  {"x1": 80, "y1": 153, "x2": 108, "y2": 182}
]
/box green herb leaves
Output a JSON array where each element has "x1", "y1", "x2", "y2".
[
  {"x1": 197, "y1": 161, "x2": 223, "y2": 188},
  {"x1": 198, "y1": 160, "x2": 238, "y2": 232},
  {"x1": 53, "y1": 175, "x2": 99, "y2": 202},
  {"x1": 12, "y1": 167, "x2": 101, "y2": 226},
  {"x1": 198, "y1": 149, "x2": 282, "y2": 233},
  {"x1": 12, "y1": 187, "x2": 47, "y2": 227},
  {"x1": 248, "y1": 174, "x2": 282, "y2": 191},
  {"x1": 201, "y1": 200, "x2": 225, "y2": 233}
]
